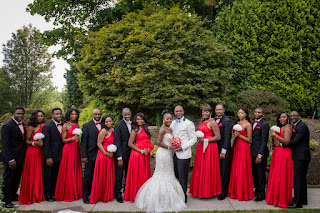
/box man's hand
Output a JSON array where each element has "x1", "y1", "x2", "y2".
[
  {"x1": 9, "y1": 160, "x2": 17, "y2": 169},
  {"x1": 82, "y1": 157, "x2": 88, "y2": 164},
  {"x1": 219, "y1": 153, "x2": 226, "y2": 160},
  {"x1": 46, "y1": 158, "x2": 54, "y2": 167},
  {"x1": 117, "y1": 159, "x2": 124, "y2": 168},
  {"x1": 174, "y1": 145, "x2": 182, "y2": 152},
  {"x1": 255, "y1": 157, "x2": 262, "y2": 164}
]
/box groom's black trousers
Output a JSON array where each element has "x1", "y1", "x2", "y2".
[{"x1": 173, "y1": 153, "x2": 190, "y2": 196}]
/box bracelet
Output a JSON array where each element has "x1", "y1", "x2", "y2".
[
  {"x1": 167, "y1": 146, "x2": 170, "y2": 150},
  {"x1": 32, "y1": 142, "x2": 35, "y2": 146},
  {"x1": 275, "y1": 135, "x2": 278, "y2": 140}
]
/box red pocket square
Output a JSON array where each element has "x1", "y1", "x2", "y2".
[{"x1": 256, "y1": 126, "x2": 260, "y2": 129}]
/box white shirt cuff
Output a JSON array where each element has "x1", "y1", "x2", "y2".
[
  {"x1": 9, "y1": 159, "x2": 15, "y2": 162},
  {"x1": 221, "y1": 148, "x2": 227, "y2": 154},
  {"x1": 258, "y1": 154, "x2": 263, "y2": 158},
  {"x1": 117, "y1": 156, "x2": 123, "y2": 160}
]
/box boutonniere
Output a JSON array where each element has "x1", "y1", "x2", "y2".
[
  {"x1": 218, "y1": 123, "x2": 223, "y2": 128},
  {"x1": 292, "y1": 129, "x2": 296, "y2": 133},
  {"x1": 256, "y1": 126, "x2": 260, "y2": 129}
]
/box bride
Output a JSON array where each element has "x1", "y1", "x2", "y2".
[{"x1": 135, "y1": 110, "x2": 187, "y2": 212}]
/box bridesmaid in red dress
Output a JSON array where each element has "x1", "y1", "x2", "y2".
[
  {"x1": 54, "y1": 108, "x2": 82, "y2": 202},
  {"x1": 90, "y1": 115, "x2": 115, "y2": 203},
  {"x1": 266, "y1": 112, "x2": 293, "y2": 208},
  {"x1": 19, "y1": 110, "x2": 45, "y2": 205},
  {"x1": 190, "y1": 105, "x2": 222, "y2": 198},
  {"x1": 124, "y1": 112, "x2": 154, "y2": 202},
  {"x1": 228, "y1": 107, "x2": 254, "y2": 201}
]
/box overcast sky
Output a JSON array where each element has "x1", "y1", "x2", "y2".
[{"x1": 0, "y1": 0, "x2": 68, "y2": 91}]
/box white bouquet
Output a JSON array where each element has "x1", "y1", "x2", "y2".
[
  {"x1": 270, "y1": 125, "x2": 281, "y2": 133},
  {"x1": 34, "y1": 133, "x2": 45, "y2": 140},
  {"x1": 107, "y1": 144, "x2": 117, "y2": 152},
  {"x1": 233, "y1": 124, "x2": 243, "y2": 131},
  {"x1": 196, "y1": 131, "x2": 204, "y2": 138},
  {"x1": 72, "y1": 128, "x2": 83, "y2": 135}
]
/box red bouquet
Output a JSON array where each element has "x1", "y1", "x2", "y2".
[{"x1": 172, "y1": 137, "x2": 182, "y2": 146}]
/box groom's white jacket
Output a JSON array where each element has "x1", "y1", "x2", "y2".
[{"x1": 171, "y1": 118, "x2": 197, "y2": 159}]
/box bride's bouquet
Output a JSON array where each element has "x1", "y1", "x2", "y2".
[
  {"x1": 196, "y1": 131, "x2": 204, "y2": 138},
  {"x1": 172, "y1": 137, "x2": 182, "y2": 146},
  {"x1": 233, "y1": 124, "x2": 243, "y2": 132},
  {"x1": 34, "y1": 133, "x2": 45, "y2": 140},
  {"x1": 72, "y1": 128, "x2": 83, "y2": 136},
  {"x1": 270, "y1": 125, "x2": 281, "y2": 133},
  {"x1": 107, "y1": 144, "x2": 117, "y2": 152}
]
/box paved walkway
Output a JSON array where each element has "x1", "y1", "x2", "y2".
[{"x1": 17, "y1": 189, "x2": 320, "y2": 212}]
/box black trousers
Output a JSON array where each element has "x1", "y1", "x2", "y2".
[
  {"x1": 114, "y1": 159, "x2": 129, "y2": 197},
  {"x1": 173, "y1": 153, "x2": 190, "y2": 196},
  {"x1": 44, "y1": 161, "x2": 60, "y2": 198},
  {"x1": 293, "y1": 160, "x2": 310, "y2": 206},
  {"x1": 2, "y1": 161, "x2": 24, "y2": 204},
  {"x1": 219, "y1": 151, "x2": 230, "y2": 197},
  {"x1": 82, "y1": 160, "x2": 96, "y2": 199},
  {"x1": 252, "y1": 155, "x2": 267, "y2": 198}
]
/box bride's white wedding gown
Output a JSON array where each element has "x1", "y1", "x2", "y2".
[{"x1": 135, "y1": 133, "x2": 187, "y2": 212}]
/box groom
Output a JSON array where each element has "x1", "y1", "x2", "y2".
[{"x1": 171, "y1": 105, "x2": 197, "y2": 203}]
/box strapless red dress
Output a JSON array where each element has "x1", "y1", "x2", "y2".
[
  {"x1": 19, "y1": 125, "x2": 45, "y2": 205},
  {"x1": 266, "y1": 129, "x2": 293, "y2": 208},
  {"x1": 189, "y1": 121, "x2": 221, "y2": 198},
  {"x1": 54, "y1": 124, "x2": 82, "y2": 202}
]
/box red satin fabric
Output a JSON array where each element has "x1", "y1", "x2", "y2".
[
  {"x1": 90, "y1": 131, "x2": 115, "y2": 203},
  {"x1": 228, "y1": 128, "x2": 255, "y2": 201},
  {"x1": 124, "y1": 129, "x2": 153, "y2": 202},
  {"x1": 189, "y1": 121, "x2": 221, "y2": 198},
  {"x1": 19, "y1": 125, "x2": 45, "y2": 205},
  {"x1": 266, "y1": 130, "x2": 293, "y2": 208},
  {"x1": 54, "y1": 124, "x2": 82, "y2": 202}
]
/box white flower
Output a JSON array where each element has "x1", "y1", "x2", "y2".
[
  {"x1": 233, "y1": 124, "x2": 243, "y2": 131},
  {"x1": 270, "y1": 125, "x2": 281, "y2": 133},
  {"x1": 72, "y1": 128, "x2": 82, "y2": 135},
  {"x1": 196, "y1": 131, "x2": 204, "y2": 138},
  {"x1": 107, "y1": 144, "x2": 117, "y2": 152},
  {"x1": 34, "y1": 133, "x2": 45, "y2": 140}
]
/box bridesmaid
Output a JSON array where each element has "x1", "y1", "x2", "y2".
[
  {"x1": 124, "y1": 112, "x2": 154, "y2": 202},
  {"x1": 19, "y1": 110, "x2": 45, "y2": 205},
  {"x1": 266, "y1": 112, "x2": 293, "y2": 208},
  {"x1": 189, "y1": 105, "x2": 222, "y2": 198},
  {"x1": 54, "y1": 108, "x2": 82, "y2": 202},
  {"x1": 90, "y1": 115, "x2": 115, "y2": 203},
  {"x1": 228, "y1": 107, "x2": 255, "y2": 201}
]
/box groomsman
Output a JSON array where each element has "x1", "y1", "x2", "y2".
[
  {"x1": 171, "y1": 105, "x2": 197, "y2": 203},
  {"x1": 287, "y1": 111, "x2": 311, "y2": 208},
  {"x1": 214, "y1": 104, "x2": 232, "y2": 201},
  {"x1": 81, "y1": 108, "x2": 102, "y2": 204},
  {"x1": 114, "y1": 108, "x2": 132, "y2": 203},
  {"x1": 251, "y1": 107, "x2": 270, "y2": 202},
  {"x1": 42, "y1": 108, "x2": 63, "y2": 202},
  {"x1": 0, "y1": 107, "x2": 27, "y2": 208}
]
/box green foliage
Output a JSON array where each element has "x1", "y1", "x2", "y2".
[
  {"x1": 2, "y1": 24, "x2": 54, "y2": 109},
  {"x1": 77, "y1": 6, "x2": 233, "y2": 118},
  {"x1": 0, "y1": 67, "x2": 15, "y2": 115},
  {"x1": 216, "y1": 0, "x2": 320, "y2": 116},
  {"x1": 64, "y1": 61, "x2": 83, "y2": 108}
]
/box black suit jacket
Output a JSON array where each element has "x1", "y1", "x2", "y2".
[
  {"x1": 215, "y1": 115, "x2": 232, "y2": 152},
  {"x1": 81, "y1": 120, "x2": 99, "y2": 161},
  {"x1": 114, "y1": 119, "x2": 131, "y2": 161},
  {"x1": 42, "y1": 120, "x2": 64, "y2": 161},
  {"x1": 288, "y1": 120, "x2": 311, "y2": 161},
  {"x1": 0, "y1": 119, "x2": 27, "y2": 162},
  {"x1": 251, "y1": 118, "x2": 270, "y2": 158}
]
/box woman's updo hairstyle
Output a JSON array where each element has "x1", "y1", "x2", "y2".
[{"x1": 161, "y1": 109, "x2": 172, "y2": 117}]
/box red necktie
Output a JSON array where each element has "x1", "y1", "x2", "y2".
[
  {"x1": 215, "y1": 117, "x2": 221, "y2": 120},
  {"x1": 96, "y1": 122, "x2": 101, "y2": 125},
  {"x1": 255, "y1": 120, "x2": 259, "y2": 125},
  {"x1": 293, "y1": 124, "x2": 296, "y2": 129},
  {"x1": 17, "y1": 122, "x2": 23, "y2": 125},
  {"x1": 56, "y1": 123, "x2": 62, "y2": 126}
]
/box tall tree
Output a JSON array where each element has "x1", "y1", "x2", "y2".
[
  {"x1": 77, "y1": 6, "x2": 233, "y2": 115},
  {"x1": 2, "y1": 24, "x2": 54, "y2": 107},
  {"x1": 0, "y1": 67, "x2": 15, "y2": 115}
]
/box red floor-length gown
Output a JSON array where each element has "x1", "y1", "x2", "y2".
[
  {"x1": 90, "y1": 131, "x2": 115, "y2": 203},
  {"x1": 228, "y1": 123, "x2": 254, "y2": 201},
  {"x1": 19, "y1": 125, "x2": 45, "y2": 205},
  {"x1": 124, "y1": 128, "x2": 154, "y2": 202},
  {"x1": 266, "y1": 129, "x2": 293, "y2": 208},
  {"x1": 54, "y1": 123, "x2": 82, "y2": 202},
  {"x1": 189, "y1": 120, "x2": 222, "y2": 198}
]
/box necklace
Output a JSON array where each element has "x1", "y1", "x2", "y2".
[{"x1": 163, "y1": 125, "x2": 171, "y2": 130}]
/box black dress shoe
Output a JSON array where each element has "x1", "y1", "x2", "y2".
[
  {"x1": 83, "y1": 197, "x2": 90, "y2": 204},
  {"x1": 254, "y1": 196, "x2": 264, "y2": 202},
  {"x1": 116, "y1": 196, "x2": 124, "y2": 203},
  {"x1": 288, "y1": 203, "x2": 303, "y2": 208},
  {"x1": 218, "y1": 195, "x2": 226, "y2": 200},
  {"x1": 4, "y1": 202, "x2": 16, "y2": 208}
]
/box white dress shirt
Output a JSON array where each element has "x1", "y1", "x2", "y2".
[
  {"x1": 53, "y1": 119, "x2": 62, "y2": 134},
  {"x1": 93, "y1": 119, "x2": 102, "y2": 131},
  {"x1": 12, "y1": 117, "x2": 24, "y2": 134}
]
